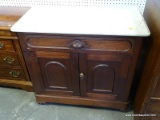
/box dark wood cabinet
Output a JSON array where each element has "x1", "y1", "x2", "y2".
[{"x1": 18, "y1": 33, "x2": 143, "y2": 110}]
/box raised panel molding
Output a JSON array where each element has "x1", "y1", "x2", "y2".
[
  {"x1": 45, "y1": 61, "x2": 68, "y2": 90},
  {"x1": 91, "y1": 64, "x2": 115, "y2": 93}
]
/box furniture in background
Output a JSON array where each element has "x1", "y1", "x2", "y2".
[
  {"x1": 134, "y1": 0, "x2": 160, "y2": 119},
  {"x1": 0, "y1": 7, "x2": 33, "y2": 91}
]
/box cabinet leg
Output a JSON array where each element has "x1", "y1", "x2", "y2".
[{"x1": 38, "y1": 102, "x2": 46, "y2": 105}]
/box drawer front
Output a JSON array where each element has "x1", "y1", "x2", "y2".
[
  {"x1": 24, "y1": 35, "x2": 134, "y2": 53},
  {"x1": 83, "y1": 39, "x2": 133, "y2": 52},
  {"x1": 0, "y1": 39, "x2": 15, "y2": 52},
  {"x1": 0, "y1": 68, "x2": 24, "y2": 80},
  {"x1": 0, "y1": 30, "x2": 18, "y2": 39},
  {"x1": 0, "y1": 30, "x2": 11, "y2": 36},
  {"x1": 0, "y1": 54, "x2": 20, "y2": 67}
]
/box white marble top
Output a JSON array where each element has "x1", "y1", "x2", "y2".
[{"x1": 11, "y1": 6, "x2": 150, "y2": 36}]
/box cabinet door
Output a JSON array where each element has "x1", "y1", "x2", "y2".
[
  {"x1": 25, "y1": 51, "x2": 79, "y2": 96},
  {"x1": 79, "y1": 53, "x2": 132, "y2": 101}
]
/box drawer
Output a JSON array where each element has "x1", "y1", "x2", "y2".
[
  {"x1": 0, "y1": 54, "x2": 20, "y2": 67},
  {"x1": 82, "y1": 38, "x2": 133, "y2": 52},
  {"x1": 0, "y1": 30, "x2": 12, "y2": 36},
  {"x1": 0, "y1": 30, "x2": 18, "y2": 39},
  {"x1": 0, "y1": 68, "x2": 24, "y2": 80},
  {"x1": 0, "y1": 39, "x2": 15, "y2": 52},
  {"x1": 25, "y1": 35, "x2": 134, "y2": 53}
]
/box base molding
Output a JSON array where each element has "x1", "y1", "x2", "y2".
[
  {"x1": 36, "y1": 94, "x2": 129, "y2": 110},
  {"x1": 0, "y1": 79, "x2": 33, "y2": 92}
]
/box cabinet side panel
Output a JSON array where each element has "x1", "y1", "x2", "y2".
[{"x1": 23, "y1": 52, "x2": 44, "y2": 93}]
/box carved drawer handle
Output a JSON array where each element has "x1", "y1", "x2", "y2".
[
  {"x1": 68, "y1": 40, "x2": 88, "y2": 49},
  {"x1": 3, "y1": 56, "x2": 15, "y2": 64},
  {"x1": 0, "y1": 42, "x2": 5, "y2": 49},
  {"x1": 9, "y1": 70, "x2": 20, "y2": 78}
]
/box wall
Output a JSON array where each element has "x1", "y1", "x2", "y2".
[{"x1": 0, "y1": 0, "x2": 147, "y2": 14}]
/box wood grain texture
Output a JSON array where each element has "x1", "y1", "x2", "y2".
[
  {"x1": 0, "y1": 7, "x2": 29, "y2": 30},
  {"x1": 26, "y1": 35, "x2": 133, "y2": 52},
  {"x1": 134, "y1": 0, "x2": 160, "y2": 119},
  {"x1": 0, "y1": 53, "x2": 20, "y2": 67},
  {"x1": 0, "y1": 79, "x2": 33, "y2": 92},
  {"x1": 0, "y1": 39, "x2": 15, "y2": 52},
  {"x1": 0, "y1": 7, "x2": 33, "y2": 91},
  {"x1": 18, "y1": 32, "x2": 143, "y2": 110},
  {"x1": 36, "y1": 94, "x2": 128, "y2": 110}
]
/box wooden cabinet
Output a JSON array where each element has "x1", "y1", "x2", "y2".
[
  {"x1": 18, "y1": 33, "x2": 143, "y2": 110},
  {"x1": 0, "y1": 30, "x2": 33, "y2": 91},
  {"x1": 134, "y1": 0, "x2": 160, "y2": 119},
  {"x1": 0, "y1": 7, "x2": 33, "y2": 91}
]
